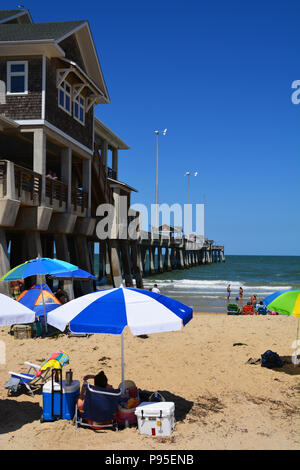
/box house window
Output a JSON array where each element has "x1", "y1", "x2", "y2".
[
  {"x1": 73, "y1": 94, "x2": 85, "y2": 124},
  {"x1": 58, "y1": 80, "x2": 72, "y2": 115},
  {"x1": 7, "y1": 61, "x2": 28, "y2": 94}
]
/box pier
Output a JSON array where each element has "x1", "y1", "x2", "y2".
[{"x1": 93, "y1": 227, "x2": 225, "y2": 290}]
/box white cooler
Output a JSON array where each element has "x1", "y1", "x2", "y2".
[{"x1": 135, "y1": 402, "x2": 175, "y2": 436}]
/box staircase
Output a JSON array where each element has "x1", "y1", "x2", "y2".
[{"x1": 91, "y1": 146, "x2": 112, "y2": 216}]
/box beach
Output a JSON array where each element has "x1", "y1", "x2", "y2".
[{"x1": 0, "y1": 312, "x2": 299, "y2": 450}]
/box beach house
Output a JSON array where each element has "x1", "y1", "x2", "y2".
[{"x1": 0, "y1": 8, "x2": 139, "y2": 295}]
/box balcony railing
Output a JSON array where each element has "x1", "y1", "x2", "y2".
[
  {"x1": 71, "y1": 187, "x2": 88, "y2": 213},
  {"x1": 46, "y1": 177, "x2": 68, "y2": 207},
  {"x1": 0, "y1": 160, "x2": 89, "y2": 215},
  {"x1": 0, "y1": 160, "x2": 7, "y2": 197},
  {"x1": 106, "y1": 167, "x2": 117, "y2": 180},
  {"x1": 14, "y1": 164, "x2": 42, "y2": 203}
]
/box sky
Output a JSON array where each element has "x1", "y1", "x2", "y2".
[{"x1": 5, "y1": 0, "x2": 300, "y2": 255}]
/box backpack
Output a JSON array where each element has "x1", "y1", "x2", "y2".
[{"x1": 261, "y1": 350, "x2": 283, "y2": 369}]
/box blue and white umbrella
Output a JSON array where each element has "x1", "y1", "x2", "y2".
[
  {"x1": 0, "y1": 292, "x2": 36, "y2": 327},
  {"x1": 47, "y1": 286, "x2": 193, "y2": 391}
]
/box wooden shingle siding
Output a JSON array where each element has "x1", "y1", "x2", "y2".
[
  {"x1": 45, "y1": 57, "x2": 93, "y2": 150},
  {"x1": 0, "y1": 56, "x2": 42, "y2": 119},
  {"x1": 59, "y1": 35, "x2": 86, "y2": 72}
]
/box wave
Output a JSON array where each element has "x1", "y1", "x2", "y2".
[{"x1": 143, "y1": 279, "x2": 292, "y2": 292}]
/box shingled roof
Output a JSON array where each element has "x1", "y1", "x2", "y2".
[
  {"x1": 0, "y1": 9, "x2": 32, "y2": 24},
  {"x1": 0, "y1": 10, "x2": 21, "y2": 20},
  {"x1": 0, "y1": 21, "x2": 86, "y2": 42}
]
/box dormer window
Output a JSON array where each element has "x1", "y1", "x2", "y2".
[
  {"x1": 58, "y1": 80, "x2": 72, "y2": 115},
  {"x1": 73, "y1": 94, "x2": 85, "y2": 125},
  {"x1": 7, "y1": 61, "x2": 28, "y2": 94}
]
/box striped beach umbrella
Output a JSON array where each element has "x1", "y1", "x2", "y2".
[
  {"x1": 0, "y1": 292, "x2": 35, "y2": 327},
  {"x1": 47, "y1": 286, "x2": 193, "y2": 392}
]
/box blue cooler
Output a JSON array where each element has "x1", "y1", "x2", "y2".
[{"x1": 42, "y1": 379, "x2": 80, "y2": 422}]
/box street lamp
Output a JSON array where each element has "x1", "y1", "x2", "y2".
[
  {"x1": 185, "y1": 171, "x2": 198, "y2": 205},
  {"x1": 185, "y1": 171, "x2": 198, "y2": 238},
  {"x1": 154, "y1": 128, "x2": 167, "y2": 231}
]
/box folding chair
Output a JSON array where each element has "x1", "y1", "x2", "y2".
[
  {"x1": 227, "y1": 303, "x2": 240, "y2": 315},
  {"x1": 257, "y1": 305, "x2": 267, "y2": 315},
  {"x1": 74, "y1": 383, "x2": 121, "y2": 432},
  {"x1": 6, "y1": 362, "x2": 51, "y2": 396}
]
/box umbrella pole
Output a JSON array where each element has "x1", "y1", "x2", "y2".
[
  {"x1": 121, "y1": 332, "x2": 125, "y2": 394},
  {"x1": 294, "y1": 318, "x2": 300, "y2": 368},
  {"x1": 40, "y1": 279, "x2": 47, "y2": 334}
]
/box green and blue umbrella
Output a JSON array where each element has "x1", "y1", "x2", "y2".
[
  {"x1": 0, "y1": 258, "x2": 78, "y2": 282},
  {"x1": 1, "y1": 258, "x2": 79, "y2": 333},
  {"x1": 263, "y1": 289, "x2": 300, "y2": 318},
  {"x1": 50, "y1": 268, "x2": 96, "y2": 280}
]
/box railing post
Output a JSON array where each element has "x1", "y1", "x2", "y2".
[
  {"x1": 82, "y1": 159, "x2": 91, "y2": 217},
  {"x1": 33, "y1": 129, "x2": 46, "y2": 204},
  {"x1": 6, "y1": 161, "x2": 16, "y2": 200},
  {"x1": 61, "y1": 147, "x2": 72, "y2": 212}
]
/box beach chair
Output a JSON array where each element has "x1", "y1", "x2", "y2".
[
  {"x1": 227, "y1": 303, "x2": 240, "y2": 315},
  {"x1": 5, "y1": 362, "x2": 51, "y2": 396},
  {"x1": 242, "y1": 304, "x2": 254, "y2": 315},
  {"x1": 74, "y1": 383, "x2": 121, "y2": 432},
  {"x1": 257, "y1": 305, "x2": 267, "y2": 315}
]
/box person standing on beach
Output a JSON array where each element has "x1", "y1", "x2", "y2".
[
  {"x1": 251, "y1": 294, "x2": 257, "y2": 312},
  {"x1": 239, "y1": 287, "x2": 243, "y2": 300},
  {"x1": 227, "y1": 284, "x2": 231, "y2": 301}
]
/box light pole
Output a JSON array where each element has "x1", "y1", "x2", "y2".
[
  {"x1": 154, "y1": 128, "x2": 167, "y2": 232},
  {"x1": 185, "y1": 171, "x2": 198, "y2": 237},
  {"x1": 185, "y1": 171, "x2": 198, "y2": 205}
]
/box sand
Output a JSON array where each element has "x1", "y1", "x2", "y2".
[{"x1": 0, "y1": 313, "x2": 299, "y2": 450}]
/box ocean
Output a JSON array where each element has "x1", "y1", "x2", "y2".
[{"x1": 94, "y1": 255, "x2": 300, "y2": 313}]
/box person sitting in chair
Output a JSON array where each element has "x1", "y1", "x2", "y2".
[
  {"x1": 256, "y1": 300, "x2": 267, "y2": 315},
  {"x1": 77, "y1": 371, "x2": 113, "y2": 412},
  {"x1": 77, "y1": 370, "x2": 115, "y2": 428}
]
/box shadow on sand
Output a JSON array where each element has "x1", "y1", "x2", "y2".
[
  {"x1": 0, "y1": 399, "x2": 42, "y2": 434},
  {"x1": 139, "y1": 390, "x2": 194, "y2": 422},
  {"x1": 274, "y1": 356, "x2": 300, "y2": 376}
]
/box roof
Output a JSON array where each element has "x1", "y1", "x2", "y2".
[
  {"x1": 0, "y1": 9, "x2": 33, "y2": 24},
  {"x1": 0, "y1": 14, "x2": 110, "y2": 102},
  {"x1": 108, "y1": 178, "x2": 138, "y2": 193},
  {"x1": 0, "y1": 115, "x2": 19, "y2": 130},
  {"x1": 0, "y1": 21, "x2": 86, "y2": 42},
  {"x1": 94, "y1": 117, "x2": 130, "y2": 150},
  {"x1": 0, "y1": 10, "x2": 20, "y2": 20}
]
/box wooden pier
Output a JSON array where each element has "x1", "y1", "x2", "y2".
[{"x1": 95, "y1": 230, "x2": 225, "y2": 290}]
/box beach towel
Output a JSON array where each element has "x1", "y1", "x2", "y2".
[{"x1": 35, "y1": 350, "x2": 69, "y2": 377}]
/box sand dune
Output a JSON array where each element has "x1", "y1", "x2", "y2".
[{"x1": 0, "y1": 313, "x2": 299, "y2": 450}]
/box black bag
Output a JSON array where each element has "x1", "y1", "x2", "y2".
[{"x1": 261, "y1": 350, "x2": 283, "y2": 369}]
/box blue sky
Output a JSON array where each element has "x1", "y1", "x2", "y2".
[{"x1": 6, "y1": 0, "x2": 300, "y2": 255}]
